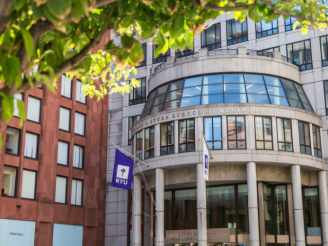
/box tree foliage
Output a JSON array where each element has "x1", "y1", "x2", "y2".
[{"x1": 0, "y1": 0, "x2": 327, "y2": 149}]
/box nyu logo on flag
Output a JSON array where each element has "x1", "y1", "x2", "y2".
[{"x1": 111, "y1": 149, "x2": 134, "y2": 190}]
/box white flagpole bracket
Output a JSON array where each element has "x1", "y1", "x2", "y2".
[
  {"x1": 201, "y1": 131, "x2": 213, "y2": 159},
  {"x1": 111, "y1": 143, "x2": 149, "y2": 167}
]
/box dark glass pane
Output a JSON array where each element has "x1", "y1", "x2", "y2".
[
  {"x1": 269, "y1": 96, "x2": 289, "y2": 106},
  {"x1": 263, "y1": 183, "x2": 274, "y2": 235},
  {"x1": 174, "y1": 189, "x2": 197, "y2": 230},
  {"x1": 169, "y1": 80, "x2": 184, "y2": 91},
  {"x1": 163, "y1": 100, "x2": 180, "y2": 110},
  {"x1": 166, "y1": 90, "x2": 182, "y2": 101},
  {"x1": 303, "y1": 187, "x2": 321, "y2": 236},
  {"x1": 275, "y1": 185, "x2": 289, "y2": 235},
  {"x1": 164, "y1": 191, "x2": 172, "y2": 231}
]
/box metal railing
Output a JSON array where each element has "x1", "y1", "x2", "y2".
[
  {"x1": 246, "y1": 49, "x2": 274, "y2": 58},
  {"x1": 208, "y1": 48, "x2": 238, "y2": 56},
  {"x1": 154, "y1": 62, "x2": 167, "y2": 73},
  {"x1": 175, "y1": 52, "x2": 199, "y2": 62},
  {"x1": 281, "y1": 55, "x2": 298, "y2": 66}
]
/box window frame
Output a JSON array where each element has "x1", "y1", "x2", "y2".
[
  {"x1": 13, "y1": 93, "x2": 24, "y2": 118},
  {"x1": 276, "y1": 118, "x2": 293, "y2": 152},
  {"x1": 5, "y1": 126, "x2": 21, "y2": 156},
  {"x1": 60, "y1": 74, "x2": 73, "y2": 99},
  {"x1": 298, "y1": 121, "x2": 311, "y2": 155},
  {"x1": 1, "y1": 165, "x2": 18, "y2": 198},
  {"x1": 136, "y1": 130, "x2": 143, "y2": 160},
  {"x1": 160, "y1": 121, "x2": 175, "y2": 156},
  {"x1": 286, "y1": 40, "x2": 313, "y2": 71},
  {"x1": 57, "y1": 140, "x2": 70, "y2": 166},
  {"x1": 203, "y1": 117, "x2": 223, "y2": 150},
  {"x1": 55, "y1": 175, "x2": 68, "y2": 204},
  {"x1": 226, "y1": 18, "x2": 248, "y2": 46},
  {"x1": 21, "y1": 169, "x2": 37, "y2": 200},
  {"x1": 129, "y1": 77, "x2": 147, "y2": 106},
  {"x1": 71, "y1": 178, "x2": 83, "y2": 207},
  {"x1": 24, "y1": 132, "x2": 39, "y2": 160},
  {"x1": 178, "y1": 118, "x2": 195, "y2": 153},
  {"x1": 74, "y1": 111, "x2": 86, "y2": 137},
  {"x1": 144, "y1": 126, "x2": 155, "y2": 159},
  {"x1": 227, "y1": 115, "x2": 247, "y2": 150},
  {"x1": 201, "y1": 23, "x2": 221, "y2": 50},
  {"x1": 128, "y1": 115, "x2": 141, "y2": 145},
  {"x1": 255, "y1": 20, "x2": 279, "y2": 39},
  {"x1": 73, "y1": 144, "x2": 84, "y2": 170},
  {"x1": 59, "y1": 106, "x2": 71, "y2": 132},
  {"x1": 324, "y1": 80, "x2": 328, "y2": 115},
  {"x1": 26, "y1": 95, "x2": 42, "y2": 124},
  {"x1": 153, "y1": 44, "x2": 170, "y2": 64},
  {"x1": 254, "y1": 116, "x2": 273, "y2": 150},
  {"x1": 76, "y1": 79, "x2": 87, "y2": 105},
  {"x1": 285, "y1": 5, "x2": 302, "y2": 32},
  {"x1": 312, "y1": 125, "x2": 322, "y2": 158},
  {"x1": 136, "y1": 43, "x2": 147, "y2": 68}
]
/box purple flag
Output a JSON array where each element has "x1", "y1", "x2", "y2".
[{"x1": 111, "y1": 149, "x2": 134, "y2": 190}]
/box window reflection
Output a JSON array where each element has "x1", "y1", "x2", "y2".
[
  {"x1": 303, "y1": 187, "x2": 321, "y2": 240},
  {"x1": 227, "y1": 19, "x2": 248, "y2": 46},
  {"x1": 201, "y1": 23, "x2": 221, "y2": 50},
  {"x1": 256, "y1": 20, "x2": 278, "y2": 38}
]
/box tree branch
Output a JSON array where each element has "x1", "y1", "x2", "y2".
[
  {"x1": 190, "y1": 0, "x2": 257, "y2": 11},
  {"x1": 94, "y1": 0, "x2": 119, "y2": 8},
  {"x1": 0, "y1": 0, "x2": 14, "y2": 36}
]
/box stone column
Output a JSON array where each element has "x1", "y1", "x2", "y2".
[
  {"x1": 197, "y1": 163, "x2": 207, "y2": 246},
  {"x1": 318, "y1": 171, "x2": 328, "y2": 246},
  {"x1": 132, "y1": 175, "x2": 142, "y2": 246},
  {"x1": 155, "y1": 168, "x2": 165, "y2": 246},
  {"x1": 247, "y1": 162, "x2": 260, "y2": 246},
  {"x1": 291, "y1": 165, "x2": 306, "y2": 246}
]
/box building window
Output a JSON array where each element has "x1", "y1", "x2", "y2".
[
  {"x1": 136, "y1": 43, "x2": 147, "y2": 68},
  {"x1": 71, "y1": 179, "x2": 83, "y2": 206},
  {"x1": 24, "y1": 132, "x2": 38, "y2": 159},
  {"x1": 256, "y1": 20, "x2": 278, "y2": 38},
  {"x1": 204, "y1": 117, "x2": 222, "y2": 150},
  {"x1": 128, "y1": 116, "x2": 140, "y2": 145},
  {"x1": 13, "y1": 93, "x2": 23, "y2": 117},
  {"x1": 175, "y1": 46, "x2": 194, "y2": 58},
  {"x1": 312, "y1": 125, "x2": 322, "y2": 158},
  {"x1": 136, "y1": 131, "x2": 143, "y2": 160},
  {"x1": 201, "y1": 23, "x2": 221, "y2": 50},
  {"x1": 1, "y1": 166, "x2": 17, "y2": 197},
  {"x1": 277, "y1": 118, "x2": 293, "y2": 151},
  {"x1": 73, "y1": 145, "x2": 84, "y2": 169},
  {"x1": 74, "y1": 112, "x2": 85, "y2": 136},
  {"x1": 298, "y1": 121, "x2": 311, "y2": 155},
  {"x1": 59, "y1": 107, "x2": 70, "y2": 132},
  {"x1": 153, "y1": 44, "x2": 170, "y2": 64},
  {"x1": 285, "y1": 5, "x2": 301, "y2": 31},
  {"x1": 287, "y1": 40, "x2": 312, "y2": 71},
  {"x1": 161, "y1": 121, "x2": 174, "y2": 155},
  {"x1": 227, "y1": 19, "x2": 248, "y2": 46},
  {"x1": 255, "y1": 116, "x2": 273, "y2": 150},
  {"x1": 76, "y1": 80, "x2": 86, "y2": 104},
  {"x1": 257, "y1": 47, "x2": 280, "y2": 56},
  {"x1": 144, "y1": 126, "x2": 154, "y2": 159},
  {"x1": 61, "y1": 75, "x2": 72, "y2": 99},
  {"x1": 179, "y1": 119, "x2": 195, "y2": 153},
  {"x1": 5, "y1": 127, "x2": 20, "y2": 155},
  {"x1": 57, "y1": 141, "x2": 69, "y2": 166},
  {"x1": 227, "y1": 116, "x2": 246, "y2": 149},
  {"x1": 55, "y1": 176, "x2": 67, "y2": 204},
  {"x1": 27, "y1": 96, "x2": 41, "y2": 123},
  {"x1": 21, "y1": 170, "x2": 37, "y2": 200},
  {"x1": 129, "y1": 78, "x2": 146, "y2": 105},
  {"x1": 321, "y1": 35, "x2": 328, "y2": 67}
]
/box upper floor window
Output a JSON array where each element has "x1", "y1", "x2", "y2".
[
  {"x1": 2, "y1": 166, "x2": 17, "y2": 197},
  {"x1": 175, "y1": 46, "x2": 194, "y2": 58},
  {"x1": 71, "y1": 179, "x2": 83, "y2": 206},
  {"x1": 73, "y1": 145, "x2": 84, "y2": 169},
  {"x1": 204, "y1": 117, "x2": 222, "y2": 150},
  {"x1": 13, "y1": 93, "x2": 23, "y2": 117},
  {"x1": 27, "y1": 96, "x2": 41, "y2": 123},
  {"x1": 298, "y1": 121, "x2": 311, "y2": 155},
  {"x1": 179, "y1": 119, "x2": 195, "y2": 153},
  {"x1": 5, "y1": 127, "x2": 20, "y2": 155},
  {"x1": 256, "y1": 20, "x2": 278, "y2": 38},
  {"x1": 136, "y1": 131, "x2": 143, "y2": 160},
  {"x1": 76, "y1": 80, "x2": 86, "y2": 104},
  {"x1": 129, "y1": 78, "x2": 146, "y2": 106},
  {"x1": 136, "y1": 43, "x2": 147, "y2": 68},
  {"x1": 257, "y1": 47, "x2": 280, "y2": 56},
  {"x1": 59, "y1": 107, "x2": 70, "y2": 132},
  {"x1": 74, "y1": 112, "x2": 85, "y2": 136},
  {"x1": 277, "y1": 118, "x2": 293, "y2": 152},
  {"x1": 201, "y1": 23, "x2": 221, "y2": 50},
  {"x1": 128, "y1": 115, "x2": 140, "y2": 145},
  {"x1": 55, "y1": 176, "x2": 67, "y2": 204},
  {"x1": 57, "y1": 141, "x2": 69, "y2": 166},
  {"x1": 287, "y1": 40, "x2": 312, "y2": 71},
  {"x1": 153, "y1": 44, "x2": 170, "y2": 64},
  {"x1": 320, "y1": 35, "x2": 328, "y2": 67},
  {"x1": 255, "y1": 116, "x2": 273, "y2": 150},
  {"x1": 227, "y1": 116, "x2": 246, "y2": 149},
  {"x1": 227, "y1": 19, "x2": 248, "y2": 46},
  {"x1": 145, "y1": 126, "x2": 154, "y2": 159},
  {"x1": 285, "y1": 5, "x2": 302, "y2": 31},
  {"x1": 21, "y1": 170, "x2": 37, "y2": 200},
  {"x1": 161, "y1": 121, "x2": 174, "y2": 155},
  {"x1": 312, "y1": 125, "x2": 322, "y2": 158},
  {"x1": 24, "y1": 132, "x2": 38, "y2": 159},
  {"x1": 61, "y1": 75, "x2": 72, "y2": 99},
  {"x1": 324, "y1": 81, "x2": 328, "y2": 115}
]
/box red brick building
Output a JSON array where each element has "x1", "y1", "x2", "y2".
[{"x1": 0, "y1": 33, "x2": 110, "y2": 246}]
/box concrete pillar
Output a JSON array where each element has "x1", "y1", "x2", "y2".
[
  {"x1": 247, "y1": 162, "x2": 260, "y2": 246},
  {"x1": 197, "y1": 163, "x2": 207, "y2": 246},
  {"x1": 155, "y1": 168, "x2": 164, "y2": 246},
  {"x1": 132, "y1": 175, "x2": 142, "y2": 246},
  {"x1": 166, "y1": 56, "x2": 175, "y2": 64},
  {"x1": 318, "y1": 171, "x2": 328, "y2": 246},
  {"x1": 291, "y1": 165, "x2": 306, "y2": 246},
  {"x1": 199, "y1": 48, "x2": 208, "y2": 57},
  {"x1": 274, "y1": 50, "x2": 281, "y2": 59},
  {"x1": 238, "y1": 46, "x2": 247, "y2": 55}
]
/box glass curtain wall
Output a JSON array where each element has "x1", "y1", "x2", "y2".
[
  {"x1": 130, "y1": 78, "x2": 146, "y2": 105},
  {"x1": 201, "y1": 23, "x2": 221, "y2": 50},
  {"x1": 227, "y1": 19, "x2": 248, "y2": 45},
  {"x1": 256, "y1": 20, "x2": 278, "y2": 38}
]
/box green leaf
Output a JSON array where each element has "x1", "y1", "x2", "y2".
[
  {"x1": 105, "y1": 40, "x2": 116, "y2": 50},
  {"x1": 2, "y1": 95, "x2": 14, "y2": 123},
  {"x1": 256, "y1": 1, "x2": 267, "y2": 11},
  {"x1": 16, "y1": 100, "x2": 26, "y2": 126},
  {"x1": 0, "y1": 134, "x2": 3, "y2": 153},
  {"x1": 32, "y1": 2, "x2": 44, "y2": 20},
  {"x1": 121, "y1": 35, "x2": 135, "y2": 52},
  {"x1": 1, "y1": 55, "x2": 20, "y2": 85},
  {"x1": 2, "y1": 30, "x2": 12, "y2": 49},
  {"x1": 46, "y1": 0, "x2": 71, "y2": 17},
  {"x1": 171, "y1": 15, "x2": 184, "y2": 38},
  {"x1": 71, "y1": 0, "x2": 87, "y2": 22},
  {"x1": 21, "y1": 29, "x2": 34, "y2": 61},
  {"x1": 37, "y1": 74, "x2": 55, "y2": 92},
  {"x1": 271, "y1": 0, "x2": 281, "y2": 5},
  {"x1": 13, "y1": 0, "x2": 24, "y2": 11},
  {"x1": 301, "y1": 25, "x2": 309, "y2": 34}
]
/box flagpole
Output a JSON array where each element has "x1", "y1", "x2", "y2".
[
  {"x1": 111, "y1": 143, "x2": 150, "y2": 167},
  {"x1": 201, "y1": 131, "x2": 213, "y2": 159}
]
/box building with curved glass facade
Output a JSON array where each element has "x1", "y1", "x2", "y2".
[{"x1": 106, "y1": 13, "x2": 328, "y2": 246}]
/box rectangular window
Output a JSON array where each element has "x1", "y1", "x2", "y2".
[
  {"x1": 161, "y1": 121, "x2": 174, "y2": 155},
  {"x1": 55, "y1": 176, "x2": 67, "y2": 204},
  {"x1": 312, "y1": 125, "x2": 322, "y2": 158},
  {"x1": 1, "y1": 166, "x2": 17, "y2": 197},
  {"x1": 227, "y1": 116, "x2": 246, "y2": 149},
  {"x1": 27, "y1": 96, "x2": 41, "y2": 123},
  {"x1": 57, "y1": 141, "x2": 69, "y2": 166},
  {"x1": 285, "y1": 5, "x2": 301, "y2": 31},
  {"x1": 74, "y1": 112, "x2": 85, "y2": 136},
  {"x1": 153, "y1": 44, "x2": 170, "y2": 64},
  {"x1": 59, "y1": 107, "x2": 70, "y2": 131},
  {"x1": 201, "y1": 23, "x2": 221, "y2": 50},
  {"x1": 320, "y1": 35, "x2": 328, "y2": 67},
  {"x1": 128, "y1": 115, "x2": 140, "y2": 145},
  {"x1": 136, "y1": 43, "x2": 147, "y2": 68},
  {"x1": 324, "y1": 81, "x2": 328, "y2": 115},
  {"x1": 175, "y1": 46, "x2": 194, "y2": 58},
  {"x1": 144, "y1": 126, "x2": 154, "y2": 159},
  {"x1": 255, "y1": 116, "x2": 273, "y2": 150},
  {"x1": 76, "y1": 80, "x2": 86, "y2": 104},
  {"x1": 303, "y1": 187, "x2": 321, "y2": 242},
  {"x1": 71, "y1": 179, "x2": 83, "y2": 206},
  {"x1": 24, "y1": 132, "x2": 38, "y2": 159},
  {"x1": 136, "y1": 131, "x2": 143, "y2": 160},
  {"x1": 21, "y1": 170, "x2": 36, "y2": 200},
  {"x1": 129, "y1": 78, "x2": 146, "y2": 105},
  {"x1": 256, "y1": 20, "x2": 278, "y2": 38},
  {"x1": 257, "y1": 47, "x2": 280, "y2": 56},
  {"x1": 5, "y1": 127, "x2": 20, "y2": 155},
  {"x1": 73, "y1": 145, "x2": 84, "y2": 169},
  {"x1": 13, "y1": 93, "x2": 23, "y2": 117},
  {"x1": 204, "y1": 117, "x2": 222, "y2": 150},
  {"x1": 179, "y1": 119, "x2": 195, "y2": 153},
  {"x1": 298, "y1": 121, "x2": 311, "y2": 155},
  {"x1": 287, "y1": 40, "x2": 312, "y2": 71},
  {"x1": 277, "y1": 118, "x2": 293, "y2": 151},
  {"x1": 227, "y1": 19, "x2": 248, "y2": 46},
  {"x1": 61, "y1": 75, "x2": 72, "y2": 98}
]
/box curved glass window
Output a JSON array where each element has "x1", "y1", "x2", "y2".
[{"x1": 141, "y1": 73, "x2": 314, "y2": 119}]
